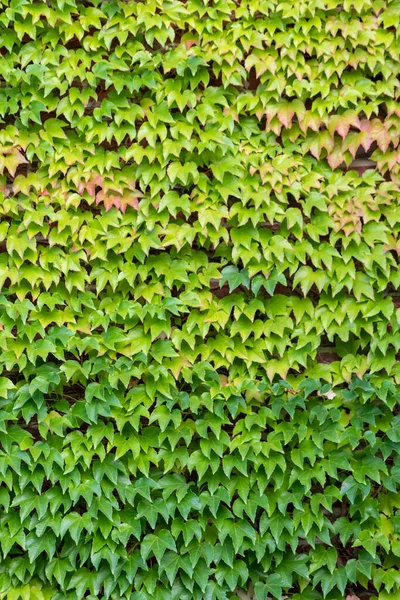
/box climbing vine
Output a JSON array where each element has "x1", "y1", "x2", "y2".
[{"x1": 0, "y1": 1, "x2": 400, "y2": 599}]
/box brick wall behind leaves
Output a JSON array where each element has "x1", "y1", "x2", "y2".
[{"x1": 0, "y1": 1, "x2": 400, "y2": 599}]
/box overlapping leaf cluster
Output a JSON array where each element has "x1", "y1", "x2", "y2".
[{"x1": 1, "y1": 0, "x2": 400, "y2": 599}]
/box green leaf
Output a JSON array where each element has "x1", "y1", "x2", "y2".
[
  {"x1": 255, "y1": 575, "x2": 283, "y2": 600},
  {"x1": 141, "y1": 530, "x2": 177, "y2": 563},
  {"x1": 220, "y1": 266, "x2": 250, "y2": 293},
  {"x1": 0, "y1": 377, "x2": 14, "y2": 398}
]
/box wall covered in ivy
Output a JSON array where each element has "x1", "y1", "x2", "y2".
[{"x1": 0, "y1": 1, "x2": 400, "y2": 599}]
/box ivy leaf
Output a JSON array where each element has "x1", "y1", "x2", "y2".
[
  {"x1": 0, "y1": 378, "x2": 14, "y2": 398},
  {"x1": 255, "y1": 575, "x2": 283, "y2": 600},
  {"x1": 220, "y1": 266, "x2": 250, "y2": 292},
  {"x1": 141, "y1": 530, "x2": 177, "y2": 563}
]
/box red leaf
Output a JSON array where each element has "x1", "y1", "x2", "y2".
[
  {"x1": 327, "y1": 144, "x2": 345, "y2": 170},
  {"x1": 277, "y1": 104, "x2": 295, "y2": 128},
  {"x1": 370, "y1": 119, "x2": 391, "y2": 152}
]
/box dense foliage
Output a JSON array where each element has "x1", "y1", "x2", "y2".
[{"x1": 1, "y1": 0, "x2": 400, "y2": 599}]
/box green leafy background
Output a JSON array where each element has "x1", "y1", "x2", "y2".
[{"x1": 1, "y1": 0, "x2": 400, "y2": 599}]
